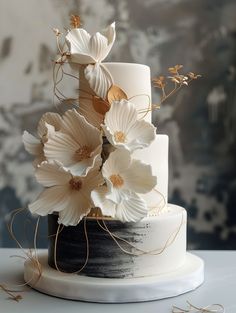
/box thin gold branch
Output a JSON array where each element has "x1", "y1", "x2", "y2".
[{"x1": 152, "y1": 65, "x2": 201, "y2": 108}]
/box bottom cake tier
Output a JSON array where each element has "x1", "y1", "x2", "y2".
[{"x1": 48, "y1": 204, "x2": 187, "y2": 278}]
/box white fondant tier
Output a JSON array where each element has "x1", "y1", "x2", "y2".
[
  {"x1": 133, "y1": 134, "x2": 169, "y2": 212},
  {"x1": 103, "y1": 62, "x2": 152, "y2": 122},
  {"x1": 24, "y1": 252, "x2": 204, "y2": 303},
  {"x1": 47, "y1": 204, "x2": 186, "y2": 278}
]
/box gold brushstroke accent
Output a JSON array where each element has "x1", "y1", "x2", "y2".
[
  {"x1": 107, "y1": 85, "x2": 128, "y2": 104},
  {"x1": 109, "y1": 174, "x2": 124, "y2": 188}
]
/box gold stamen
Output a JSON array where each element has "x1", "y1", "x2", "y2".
[
  {"x1": 69, "y1": 178, "x2": 82, "y2": 190},
  {"x1": 109, "y1": 174, "x2": 124, "y2": 188},
  {"x1": 114, "y1": 131, "x2": 126, "y2": 143},
  {"x1": 74, "y1": 145, "x2": 91, "y2": 162}
]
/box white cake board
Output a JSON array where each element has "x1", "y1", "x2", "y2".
[{"x1": 24, "y1": 252, "x2": 204, "y2": 303}]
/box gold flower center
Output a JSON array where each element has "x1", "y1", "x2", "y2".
[
  {"x1": 114, "y1": 131, "x2": 126, "y2": 143},
  {"x1": 69, "y1": 178, "x2": 82, "y2": 190},
  {"x1": 74, "y1": 145, "x2": 91, "y2": 162},
  {"x1": 109, "y1": 174, "x2": 124, "y2": 188}
]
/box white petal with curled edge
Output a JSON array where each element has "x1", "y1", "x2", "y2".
[
  {"x1": 100, "y1": 22, "x2": 116, "y2": 59},
  {"x1": 89, "y1": 32, "x2": 108, "y2": 63},
  {"x1": 44, "y1": 129, "x2": 102, "y2": 177},
  {"x1": 106, "y1": 187, "x2": 130, "y2": 204},
  {"x1": 29, "y1": 185, "x2": 70, "y2": 216},
  {"x1": 102, "y1": 149, "x2": 131, "y2": 179},
  {"x1": 37, "y1": 112, "x2": 62, "y2": 137},
  {"x1": 126, "y1": 120, "x2": 156, "y2": 152},
  {"x1": 65, "y1": 28, "x2": 96, "y2": 64},
  {"x1": 104, "y1": 99, "x2": 137, "y2": 132},
  {"x1": 22, "y1": 131, "x2": 43, "y2": 156},
  {"x1": 35, "y1": 161, "x2": 71, "y2": 187},
  {"x1": 58, "y1": 190, "x2": 92, "y2": 226},
  {"x1": 122, "y1": 159, "x2": 157, "y2": 194},
  {"x1": 84, "y1": 63, "x2": 113, "y2": 99},
  {"x1": 115, "y1": 192, "x2": 148, "y2": 222},
  {"x1": 91, "y1": 186, "x2": 116, "y2": 218},
  {"x1": 61, "y1": 109, "x2": 102, "y2": 149},
  {"x1": 68, "y1": 147, "x2": 102, "y2": 177},
  {"x1": 44, "y1": 131, "x2": 79, "y2": 165}
]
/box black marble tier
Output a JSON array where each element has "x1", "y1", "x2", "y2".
[{"x1": 48, "y1": 214, "x2": 147, "y2": 278}]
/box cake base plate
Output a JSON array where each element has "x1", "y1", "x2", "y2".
[{"x1": 24, "y1": 252, "x2": 204, "y2": 303}]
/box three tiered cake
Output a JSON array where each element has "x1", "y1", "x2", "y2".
[{"x1": 23, "y1": 18, "x2": 204, "y2": 302}]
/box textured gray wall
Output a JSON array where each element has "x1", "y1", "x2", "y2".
[{"x1": 0, "y1": 0, "x2": 236, "y2": 248}]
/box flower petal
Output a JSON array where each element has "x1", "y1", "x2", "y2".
[
  {"x1": 37, "y1": 112, "x2": 62, "y2": 138},
  {"x1": 106, "y1": 187, "x2": 130, "y2": 204},
  {"x1": 84, "y1": 63, "x2": 113, "y2": 99},
  {"x1": 44, "y1": 131, "x2": 79, "y2": 164},
  {"x1": 102, "y1": 149, "x2": 131, "y2": 179},
  {"x1": 78, "y1": 96, "x2": 104, "y2": 128},
  {"x1": 91, "y1": 186, "x2": 116, "y2": 218},
  {"x1": 89, "y1": 32, "x2": 108, "y2": 62},
  {"x1": 115, "y1": 192, "x2": 148, "y2": 222},
  {"x1": 126, "y1": 120, "x2": 156, "y2": 152},
  {"x1": 58, "y1": 190, "x2": 92, "y2": 226},
  {"x1": 83, "y1": 154, "x2": 104, "y2": 186},
  {"x1": 100, "y1": 22, "x2": 116, "y2": 56},
  {"x1": 66, "y1": 28, "x2": 96, "y2": 64},
  {"x1": 61, "y1": 109, "x2": 102, "y2": 149},
  {"x1": 122, "y1": 159, "x2": 157, "y2": 194},
  {"x1": 35, "y1": 160, "x2": 71, "y2": 187},
  {"x1": 68, "y1": 147, "x2": 102, "y2": 177},
  {"x1": 104, "y1": 99, "x2": 137, "y2": 133},
  {"x1": 29, "y1": 185, "x2": 70, "y2": 216},
  {"x1": 22, "y1": 131, "x2": 43, "y2": 156}
]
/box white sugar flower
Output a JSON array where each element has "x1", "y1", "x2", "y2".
[
  {"x1": 44, "y1": 109, "x2": 102, "y2": 176},
  {"x1": 66, "y1": 22, "x2": 116, "y2": 99},
  {"x1": 66, "y1": 22, "x2": 115, "y2": 65},
  {"x1": 102, "y1": 99, "x2": 156, "y2": 152},
  {"x1": 22, "y1": 112, "x2": 62, "y2": 166},
  {"x1": 29, "y1": 157, "x2": 104, "y2": 226},
  {"x1": 91, "y1": 149, "x2": 157, "y2": 222}
]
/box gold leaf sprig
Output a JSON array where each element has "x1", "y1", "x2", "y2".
[
  {"x1": 152, "y1": 65, "x2": 201, "y2": 110},
  {"x1": 70, "y1": 14, "x2": 82, "y2": 29},
  {"x1": 92, "y1": 85, "x2": 128, "y2": 116}
]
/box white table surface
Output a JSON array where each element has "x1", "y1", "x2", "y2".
[{"x1": 0, "y1": 249, "x2": 235, "y2": 312}]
